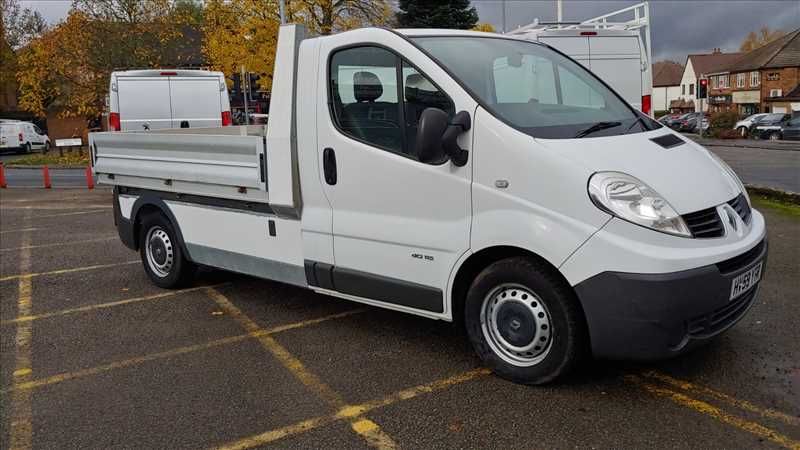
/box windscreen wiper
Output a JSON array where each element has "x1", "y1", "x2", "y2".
[{"x1": 574, "y1": 121, "x2": 622, "y2": 138}]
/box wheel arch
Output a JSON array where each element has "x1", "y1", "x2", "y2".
[
  {"x1": 130, "y1": 195, "x2": 192, "y2": 261},
  {"x1": 449, "y1": 245, "x2": 581, "y2": 327}
]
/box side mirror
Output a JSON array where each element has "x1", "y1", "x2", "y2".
[
  {"x1": 416, "y1": 108, "x2": 449, "y2": 164},
  {"x1": 416, "y1": 108, "x2": 471, "y2": 166}
]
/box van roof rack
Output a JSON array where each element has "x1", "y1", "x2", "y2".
[{"x1": 507, "y1": 1, "x2": 650, "y2": 34}]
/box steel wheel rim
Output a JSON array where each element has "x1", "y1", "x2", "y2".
[
  {"x1": 480, "y1": 283, "x2": 553, "y2": 367},
  {"x1": 145, "y1": 226, "x2": 174, "y2": 278}
]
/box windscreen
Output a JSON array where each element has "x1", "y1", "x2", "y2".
[{"x1": 411, "y1": 36, "x2": 656, "y2": 139}]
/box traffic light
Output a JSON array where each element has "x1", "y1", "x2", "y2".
[
  {"x1": 248, "y1": 73, "x2": 260, "y2": 100},
  {"x1": 698, "y1": 78, "x2": 708, "y2": 99}
]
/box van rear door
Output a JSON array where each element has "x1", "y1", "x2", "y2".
[
  {"x1": 538, "y1": 36, "x2": 590, "y2": 69},
  {"x1": 586, "y1": 36, "x2": 643, "y2": 111},
  {"x1": 169, "y1": 76, "x2": 223, "y2": 128},
  {"x1": 117, "y1": 77, "x2": 172, "y2": 131}
]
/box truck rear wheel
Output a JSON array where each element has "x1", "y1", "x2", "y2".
[
  {"x1": 464, "y1": 257, "x2": 586, "y2": 385},
  {"x1": 138, "y1": 212, "x2": 195, "y2": 288}
]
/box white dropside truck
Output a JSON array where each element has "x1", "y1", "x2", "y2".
[{"x1": 91, "y1": 25, "x2": 767, "y2": 385}]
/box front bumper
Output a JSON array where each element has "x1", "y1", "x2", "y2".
[{"x1": 574, "y1": 238, "x2": 768, "y2": 360}]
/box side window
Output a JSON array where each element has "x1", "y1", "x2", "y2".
[
  {"x1": 330, "y1": 46, "x2": 454, "y2": 160},
  {"x1": 330, "y1": 46, "x2": 403, "y2": 154},
  {"x1": 402, "y1": 62, "x2": 454, "y2": 156}
]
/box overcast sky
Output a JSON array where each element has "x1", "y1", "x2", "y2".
[{"x1": 21, "y1": 0, "x2": 800, "y2": 63}]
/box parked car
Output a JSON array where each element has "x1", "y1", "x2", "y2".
[
  {"x1": 108, "y1": 69, "x2": 232, "y2": 131},
  {"x1": 91, "y1": 25, "x2": 767, "y2": 385},
  {"x1": 751, "y1": 113, "x2": 790, "y2": 140},
  {"x1": 734, "y1": 113, "x2": 768, "y2": 137},
  {"x1": 657, "y1": 113, "x2": 680, "y2": 125},
  {"x1": 0, "y1": 120, "x2": 50, "y2": 154},
  {"x1": 665, "y1": 112, "x2": 693, "y2": 130},
  {"x1": 678, "y1": 112, "x2": 705, "y2": 132},
  {"x1": 777, "y1": 115, "x2": 800, "y2": 140}
]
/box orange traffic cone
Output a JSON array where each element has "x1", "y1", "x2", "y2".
[
  {"x1": 85, "y1": 166, "x2": 94, "y2": 189},
  {"x1": 43, "y1": 165, "x2": 52, "y2": 189}
]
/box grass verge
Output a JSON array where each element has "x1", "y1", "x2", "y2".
[
  {"x1": 5, "y1": 151, "x2": 90, "y2": 167},
  {"x1": 751, "y1": 195, "x2": 800, "y2": 218}
]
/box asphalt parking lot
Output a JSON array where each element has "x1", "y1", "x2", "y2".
[{"x1": 1, "y1": 188, "x2": 798, "y2": 449}]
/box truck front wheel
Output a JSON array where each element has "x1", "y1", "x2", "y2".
[
  {"x1": 464, "y1": 257, "x2": 586, "y2": 384},
  {"x1": 138, "y1": 213, "x2": 195, "y2": 288}
]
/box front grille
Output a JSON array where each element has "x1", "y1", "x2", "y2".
[
  {"x1": 687, "y1": 287, "x2": 757, "y2": 338},
  {"x1": 682, "y1": 207, "x2": 724, "y2": 238},
  {"x1": 727, "y1": 193, "x2": 752, "y2": 224},
  {"x1": 716, "y1": 239, "x2": 765, "y2": 275}
]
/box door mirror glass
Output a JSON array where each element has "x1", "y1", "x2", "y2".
[{"x1": 416, "y1": 107, "x2": 449, "y2": 164}]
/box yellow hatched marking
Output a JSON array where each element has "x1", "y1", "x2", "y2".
[
  {"x1": 212, "y1": 368, "x2": 490, "y2": 450},
  {"x1": 9, "y1": 211, "x2": 33, "y2": 450},
  {"x1": 0, "y1": 260, "x2": 139, "y2": 282},
  {"x1": 0, "y1": 236, "x2": 117, "y2": 253},
  {"x1": 0, "y1": 284, "x2": 227, "y2": 326},
  {"x1": 205, "y1": 287, "x2": 397, "y2": 450},
  {"x1": 643, "y1": 371, "x2": 800, "y2": 427},
  {"x1": 3, "y1": 309, "x2": 364, "y2": 393},
  {"x1": 628, "y1": 376, "x2": 800, "y2": 450}
]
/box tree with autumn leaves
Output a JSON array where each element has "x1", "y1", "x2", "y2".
[
  {"x1": 202, "y1": 0, "x2": 392, "y2": 93},
  {"x1": 10, "y1": 0, "x2": 396, "y2": 119}
]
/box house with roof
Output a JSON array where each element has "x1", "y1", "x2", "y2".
[
  {"x1": 673, "y1": 49, "x2": 742, "y2": 112},
  {"x1": 651, "y1": 60, "x2": 684, "y2": 115},
  {"x1": 707, "y1": 29, "x2": 800, "y2": 115}
]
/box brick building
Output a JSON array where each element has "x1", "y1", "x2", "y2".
[
  {"x1": 672, "y1": 50, "x2": 742, "y2": 113},
  {"x1": 707, "y1": 29, "x2": 800, "y2": 115}
]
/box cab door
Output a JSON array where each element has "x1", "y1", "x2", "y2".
[{"x1": 313, "y1": 30, "x2": 476, "y2": 316}]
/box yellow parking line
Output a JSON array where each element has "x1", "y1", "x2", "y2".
[
  {"x1": 0, "y1": 236, "x2": 118, "y2": 253},
  {"x1": 2, "y1": 309, "x2": 364, "y2": 393},
  {"x1": 9, "y1": 212, "x2": 34, "y2": 450},
  {"x1": 643, "y1": 371, "x2": 800, "y2": 427},
  {"x1": 0, "y1": 227, "x2": 46, "y2": 235},
  {"x1": 0, "y1": 260, "x2": 139, "y2": 282},
  {"x1": 0, "y1": 284, "x2": 226, "y2": 326},
  {"x1": 31, "y1": 209, "x2": 110, "y2": 219},
  {"x1": 213, "y1": 368, "x2": 490, "y2": 450},
  {"x1": 628, "y1": 376, "x2": 800, "y2": 450},
  {"x1": 205, "y1": 287, "x2": 398, "y2": 450}
]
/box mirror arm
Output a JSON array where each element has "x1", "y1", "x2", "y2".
[{"x1": 443, "y1": 111, "x2": 471, "y2": 167}]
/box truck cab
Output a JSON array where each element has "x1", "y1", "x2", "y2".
[{"x1": 91, "y1": 26, "x2": 767, "y2": 385}]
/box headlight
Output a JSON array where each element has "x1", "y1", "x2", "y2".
[
  {"x1": 707, "y1": 150, "x2": 750, "y2": 206},
  {"x1": 589, "y1": 172, "x2": 691, "y2": 237}
]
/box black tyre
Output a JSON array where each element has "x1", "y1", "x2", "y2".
[
  {"x1": 464, "y1": 257, "x2": 586, "y2": 385},
  {"x1": 44, "y1": 142, "x2": 50, "y2": 153},
  {"x1": 138, "y1": 212, "x2": 195, "y2": 288}
]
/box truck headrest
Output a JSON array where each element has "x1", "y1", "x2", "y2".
[{"x1": 353, "y1": 71, "x2": 383, "y2": 102}]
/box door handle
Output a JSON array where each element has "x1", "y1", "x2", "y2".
[{"x1": 323, "y1": 147, "x2": 337, "y2": 185}]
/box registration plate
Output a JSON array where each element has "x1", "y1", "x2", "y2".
[{"x1": 730, "y1": 261, "x2": 763, "y2": 301}]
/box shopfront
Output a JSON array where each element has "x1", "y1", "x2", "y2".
[
  {"x1": 733, "y1": 90, "x2": 761, "y2": 116},
  {"x1": 708, "y1": 94, "x2": 732, "y2": 113}
]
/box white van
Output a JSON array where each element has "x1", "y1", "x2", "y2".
[
  {"x1": 108, "y1": 70, "x2": 232, "y2": 132},
  {"x1": 508, "y1": 3, "x2": 653, "y2": 116},
  {"x1": 91, "y1": 26, "x2": 766, "y2": 385},
  {"x1": 0, "y1": 120, "x2": 50, "y2": 153}
]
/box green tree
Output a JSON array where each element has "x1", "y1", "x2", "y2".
[{"x1": 396, "y1": 0, "x2": 478, "y2": 29}]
